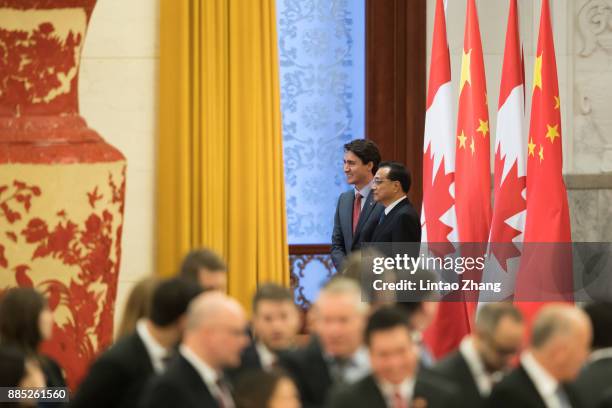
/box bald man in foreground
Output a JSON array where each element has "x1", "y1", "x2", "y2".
[
  {"x1": 486, "y1": 304, "x2": 592, "y2": 408},
  {"x1": 140, "y1": 292, "x2": 249, "y2": 408}
]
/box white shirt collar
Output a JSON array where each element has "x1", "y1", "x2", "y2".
[
  {"x1": 255, "y1": 342, "x2": 277, "y2": 371},
  {"x1": 136, "y1": 319, "x2": 169, "y2": 374},
  {"x1": 589, "y1": 347, "x2": 612, "y2": 363},
  {"x1": 384, "y1": 196, "x2": 406, "y2": 215},
  {"x1": 355, "y1": 180, "x2": 373, "y2": 200},
  {"x1": 180, "y1": 344, "x2": 220, "y2": 387},
  {"x1": 377, "y1": 376, "x2": 415, "y2": 407},
  {"x1": 521, "y1": 351, "x2": 560, "y2": 408},
  {"x1": 459, "y1": 337, "x2": 495, "y2": 396}
]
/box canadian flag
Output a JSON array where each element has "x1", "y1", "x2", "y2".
[
  {"x1": 480, "y1": 0, "x2": 526, "y2": 303},
  {"x1": 421, "y1": 0, "x2": 466, "y2": 358}
]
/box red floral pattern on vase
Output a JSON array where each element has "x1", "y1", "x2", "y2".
[
  {"x1": 0, "y1": 169, "x2": 125, "y2": 390},
  {"x1": 0, "y1": 0, "x2": 126, "y2": 390}
]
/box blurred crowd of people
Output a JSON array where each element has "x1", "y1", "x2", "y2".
[{"x1": 1, "y1": 247, "x2": 612, "y2": 408}]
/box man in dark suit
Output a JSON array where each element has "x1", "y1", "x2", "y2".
[
  {"x1": 140, "y1": 292, "x2": 250, "y2": 408},
  {"x1": 280, "y1": 278, "x2": 370, "y2": 408},
  {"x1": 231, "y1": 284, "x2": 300, "y2": 379},
  {"x1": 368, "y1": 161, "x2": 421, "y2": 244},
  {"x1": 327, "y1": 306, "x2": 459, "y2": 408},
  {"x1": 331, "y1": 139, "x2": 384, "y2": 271},
  {"x1": 432, "y1": 302, "x2": 524, "y2": 408},
  {"x1": 71, "y1": 278, "x2": 202, "y2": 408},
  {"x1": 487, "y1": 304, "x2": 592, "y2": 408},
  {"x1": 572, "y1": 302, "x2": 612, "y2": 408}
]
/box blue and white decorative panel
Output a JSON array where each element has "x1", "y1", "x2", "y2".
[{"x1": 277, "y1": 0, "x2": 366, "y2": 244}]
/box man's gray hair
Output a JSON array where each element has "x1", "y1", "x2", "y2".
[
  {"x1": 530, "y1": 304, "x2": 588, "y2": 349},
  {"x1": 475, "y1": 302, "x2": 523, "y2": 336}
]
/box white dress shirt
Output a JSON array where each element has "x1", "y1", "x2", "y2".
[
  {"x1": 377, "y1": 377, "x2": 415, "y2": 408},
  {"x1": 384, "y1": 196, "x2": 406, "y2": 215},
  {"x1": 326, "y1": 346, "x2": 371, "y2": 384},
  {"x1": 136, "y1": 319, "x2": 170, "y2": 374},
  {"x1": 521, "y1": 351, "x2": 566, "y2": 408},
  {"x1": 355, "y1": 181, "x2": 373, "y2": 211},
  {"x1": 459, "y1": 337, "x2": 495, "y2": 396},
  {"x1": 589, "y1": 347, "x2": 612, "y2": 363},
  {"x1": 255, "y1": 342, "x2": 277, "y2": 371},
  {"x1": 180, "y1": 345, "x2": 235, "y2": 408}
]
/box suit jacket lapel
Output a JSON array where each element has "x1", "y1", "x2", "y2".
[
  {"x1": 361, "y1": 375, "x2": 388, "y2": 407},
  {"x1": 353, "y1": 191, "x2": 376, "y2": 240},
  {"x1": 341, "y1": 191, "x2": 355, "y2": 250}
]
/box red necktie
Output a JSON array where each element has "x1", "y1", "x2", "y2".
[
  {"x1": 393, "y1": 390, "x2": 408, "y2": 408},
  {"x1": 352, "y1": 192, "x2": 362, "y2": 234}
]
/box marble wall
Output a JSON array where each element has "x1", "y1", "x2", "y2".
[
  {"x1": 426, "y1": 0, "x2": 612, "y2": 241},
  {"x1": 79, "y1": 0, "x2": 159, "y2": 330}
]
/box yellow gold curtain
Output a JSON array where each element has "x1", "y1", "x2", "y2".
[{"x1": 157, "y1": 0, "x2": 289, "y2": 308}]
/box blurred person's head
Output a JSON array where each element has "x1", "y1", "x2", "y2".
[
  {"x1": 180, "y1": 248, "x2": 227, "y2": 292},
  {"x1": 0, "y1": 346, "x2": 45, "y2": 388},
  {"x1": 183, "y1": 292, "x2": 249, "y2": 370},
  {"x1": 146, "y1": 278, "x2": 202, "y2": 348},
  {"x1": 252, "y1": 284, "x2": 300, "y2": 351},
  {"x1": 234, "y1": 369, "x2": 301, "y2": 408},
  {"x1": 0, "y1": 346, "x2": 45, "y2": 407},
  {"x1": 343, "y1": 139, "x2": 381, "y2": 189},
  {"x1": 396, "y1": 269, "x2": 441, "y2": 332},
  {"x1": 583, "y1": 301, "x2": 612, "y2": 350},
  {"x1": 472, "y1": 302, "x2": 524, "y2": 373},
  {"x1": 0, "y1": 288, "x2": 53, "y2": 354},
  {"x1": 365, "y1": 306, "x2": 417, "y2": 385},
  {"x1": 529, "y1": 304, "x2": 592, "y2": 382},
  {"x1": 372, "y1": 162, "x2": 411, "y2": 206},
  {"x1": 116, "y1": 276, "x2": 159, "y2": 339},
  {"x1": 314, "y1": 277, "x2": 368, "y2": 358}
]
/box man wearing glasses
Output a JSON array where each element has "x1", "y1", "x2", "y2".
[
  {"x1": 368, "y1": 161, "x2": 421, "y2": 244},
  {"x1": 432, "y1": 302, "x2": 525, "y2": 408}
]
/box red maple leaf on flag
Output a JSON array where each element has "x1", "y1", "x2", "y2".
[
  {"x1": 490, "y1": 149, "x2": 526, "y2": 271},
  {"x1": 422, "y1": 144, "x2": 455, "y2": 257}
]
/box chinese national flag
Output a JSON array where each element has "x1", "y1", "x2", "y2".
[
  {"x1": 454, "y1": 0, "x2": 491, "y2": 338},
  {"x1": 421, "y1": 0, "x2": 464, "y2": 359},
  {"x1": 516, "y1": 0, "x2": 572, "y2": 319},
  {"x1": 455, "y1": 0, "x2": 491, "y2": 245}
]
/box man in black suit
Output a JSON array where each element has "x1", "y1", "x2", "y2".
[
  {"x1": 231, "y1": 284, "x2": 300, "y2": 378},
  {"x1": 280, "y1": 278, "x2": 370, "y2": 408},
  {"x1": 369, "y1": 161, "x2": 421, "y2": 244},
  {"x1": 140, "y1": 292, "x2": 250, "y2": 408},
  {"x1": 327, "y1": 305, "x2": 459, "y2": 408},
  {"x1": 572, "y1": 302, "x2": 612, "y2": 408},
  {"x1": 432, "y1": 302, "x2": 524, "y2": 408},
  {"x1": 331, "y1": 139, "x2": 384, "y2": 271},
  {"x1": 487, "y1": 304, "x2": 592, "y2": 408},
  {"x1": 72, "y1": 278, "x2": 202, "y2": 408}
]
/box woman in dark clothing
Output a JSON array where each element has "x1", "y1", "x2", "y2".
[
  {"x1": 0, "y1": 288, "x2": 66, "y2": 399},
  {"x1": 0, "y1": 345, "x2": 47, "y2": 406}
]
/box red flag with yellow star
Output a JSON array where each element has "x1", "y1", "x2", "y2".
[
  {"x1": 455, "y1": 0, "x2": 491, "y2": 244},
  {"x1": 516, "y1": 0, "x2": 572, "y2": 317}
]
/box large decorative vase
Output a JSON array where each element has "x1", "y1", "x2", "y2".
[{"x1": 0, "y1": 0, "x2": 125, "y2": 389}]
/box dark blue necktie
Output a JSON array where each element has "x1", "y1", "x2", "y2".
[{"x1": 378, "y1": 211, "x2": 386, "y2": 226}]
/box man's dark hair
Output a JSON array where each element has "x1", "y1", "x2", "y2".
[
  {"x1": 365, "y1": 306, "x2": 411, "y2": 346},
  {"x1": 234, "y1": 368, "x2": 292, "y2": 408},
  {"x1": 179, "y1": 248, "x2": 227, "y2": 284},
  {"x1": 379, "y1": 161, "x2": 411, "y2": 193},
  {"x1": 252, "y1": 283, "x2": 294, "y2": 313},
  {"x1": 344, "y1": 139, "x2": 381, "y2": 175},
  {"x1": 584, "y1": 301, "x2": 612, "y2": 349},
  {"x1": 150, "y1": 278, "x2": 203, "y2": 327}
]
